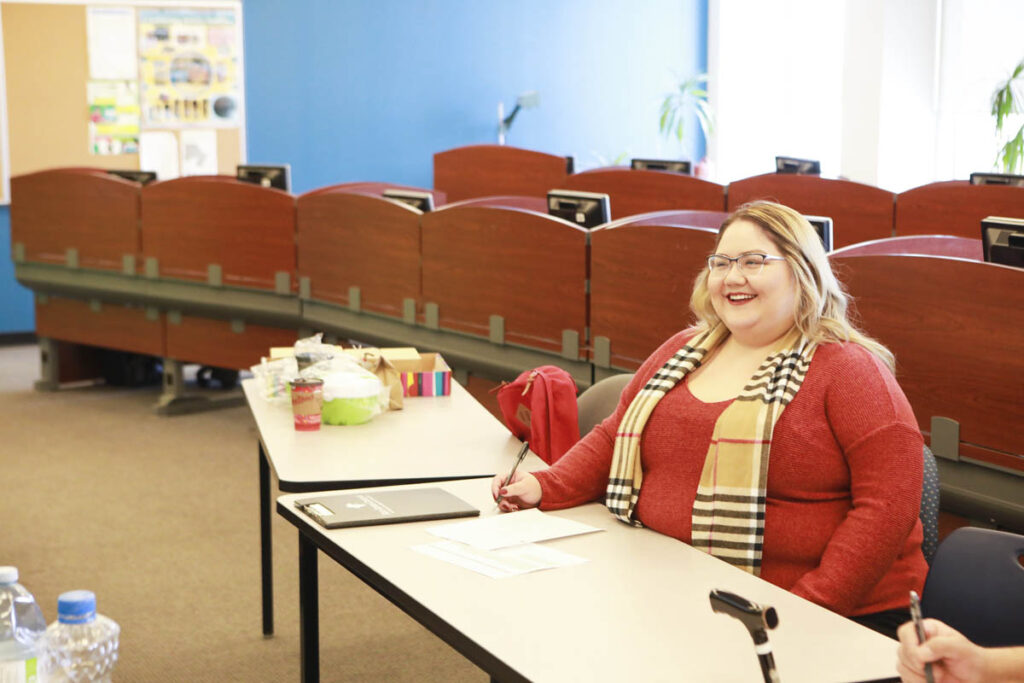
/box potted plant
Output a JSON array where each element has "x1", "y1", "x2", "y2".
[{"x1": 658, "y1": 73, "x2": 714, "y2": 176}]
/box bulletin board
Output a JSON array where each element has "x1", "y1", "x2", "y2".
[{"x1": 0, "y1": 1, "x2": 245, "y2": 204}]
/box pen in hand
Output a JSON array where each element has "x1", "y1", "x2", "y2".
[
  {"x1": 909, "y1": 590, "x2": 935, "y2": 683},
  {"x1": 495, "y1": 441, "x2": 530, "y2": 505}
]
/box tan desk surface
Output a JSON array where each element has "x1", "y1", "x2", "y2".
[
  {"x1": 278, "y1": 479, "x2": 900, "y2": 683},
  {"x1": 243, "y1": 377, "x2": 543, "y2": 486}
]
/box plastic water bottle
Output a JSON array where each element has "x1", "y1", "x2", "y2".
[
  {"x1": 46, "y1": 590, "x2": 119, "y2": 682},
  {"x1": 0, "y1": 566, "x2": 47, "y2": 683}
]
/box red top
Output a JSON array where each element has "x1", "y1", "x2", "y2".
[{"x1": 534, "y1": 330, "x2": 928, "y2": 617}]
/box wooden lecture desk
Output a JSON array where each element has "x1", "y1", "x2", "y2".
[
  {"x1": 243, "y1": 377, "x2": 544, "y2": 636},
  {"x1": 277, "y1": 479, "x2": 901, "y2": 683}
]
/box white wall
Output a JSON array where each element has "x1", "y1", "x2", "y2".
[
  {"x1": 875, "y1": 0, "x2": 941, "y2": 192},
  {"x1": 710, "y1": 0, "x2": 1024, "y2": 191},
  {"x1": 936, "y1": 0, "x2": 1024, "y2": 182},
  {"x1": 839, "y1": 0, "x2": 885, "y2": 186},
  {"x1": 708, "y1": 0, "x2": 846, "y2": 182}
]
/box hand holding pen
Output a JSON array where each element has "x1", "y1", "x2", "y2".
[
  {"x1": 491, "y1": 442, "x2": 542, "y2": 511},
  {"x1": 896, "y1": 616, "x2": 996, "y2": 683}
]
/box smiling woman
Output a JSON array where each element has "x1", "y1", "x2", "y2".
[
  {"x1": 690, "y1": 201, "x2": 894, "y2": 370},
  {"x1": 494, "y1": 200, "x2": 928, "y2": 641}
]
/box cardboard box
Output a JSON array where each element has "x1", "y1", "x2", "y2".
[
  {"x1": 265, "y1": 345, "x2": 449, "y2": 398},
  {"x1": 389, "y1": 353, "x2": 451, "y2": 397},
  {"x1": 268, "y1": 346, "x2": 421, "y2": 362}
]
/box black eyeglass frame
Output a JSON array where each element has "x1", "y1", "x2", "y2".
[{"x1": 706, "y1": 252, "x2": 787, "y2": 277}]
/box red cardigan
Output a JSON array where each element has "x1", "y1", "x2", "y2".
[{"x1": 533, "y1": 330, "x2": 928, "y2": 617}]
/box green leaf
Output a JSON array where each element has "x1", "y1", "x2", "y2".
[
  {"x1": 991, "y1": 58, "x2": 1024, "y2": 133},
  {"x1": 996, "y1": 124, "x2": 1024, "y2": 174}
]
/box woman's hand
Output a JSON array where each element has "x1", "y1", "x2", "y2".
[{"x1": 491, "y1": 471, "x2": 541, "y2": 512}]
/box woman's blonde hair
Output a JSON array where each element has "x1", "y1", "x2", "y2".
[{"x1": 689, "y1": 200, "x2": 895, "y2": 371}]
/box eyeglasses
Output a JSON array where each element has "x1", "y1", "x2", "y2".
[{"x1": 706, "y1": 252, "x2": 787, "y2": 278}]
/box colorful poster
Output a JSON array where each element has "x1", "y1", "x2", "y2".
[
  {"x1": 88, "y1": 81, "x2": 141, "y2": 155},
  {"x1": 138, "y1": 8, "x2": 242, "y2": 128}
]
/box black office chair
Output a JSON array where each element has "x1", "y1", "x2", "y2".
[
  {"x1": 921, "y1": 527, "x2": 1024, "y2": 647},
  {"x1": 576, "y1": 373, "x2": 633, "y2": 437},
  {"x1": 920, "y1": 445, "x2": 940, "y2": 564}
]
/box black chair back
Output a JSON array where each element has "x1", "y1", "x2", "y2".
[{"x1": 922, "y1": 527, "x2": 1024, "y2": 647}]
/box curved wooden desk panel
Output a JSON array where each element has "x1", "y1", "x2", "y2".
[
  {"x1": 564, "y1": 167, "x2": 726, "y2": 218},
  {"x1": 831, "y1": 253, "x2": 1023, "y2": 470},
  {"x1": 35, "y1": 295, "x2": 163, "y2": 357},
  {"x1": 433, "y1": 144, "x2": 571, "y2": 203},
  {"x1": 832, "y1": 235, "x2": 983, "y2": 260},
  {"x1": 11, "y1": 168, "x2": 140, "y2": 270},
  {"x1": 421, "y1": 206, "x2": 587, "y2": 356},
  {"x1": 591, "y1": 221, "x2": 716, "y2": 369},
  {"x1": 141, "y1": 177, "x2": 296, "y2": 290},
  {"x1": 444, "y1": 195, "x2": 548, "y2": 212},
  {"x1": 727, "y1": 173, "x2": 895, "y2": 248},
  {"x1": 165, "y1": 314, "x2": 297, "y2": 370},
  {"x1": 300, "y1": 182, "x2": 447, "y2": 206},
  {"x1": 603, "y1": 209, "x2": 728, "y2": 231},
  {"x1": 296, "y1": 191, "x2": 421, "y2": 318},
  {"x1": 895, "y1": 180, "x2": 1024, "y2": 238}
]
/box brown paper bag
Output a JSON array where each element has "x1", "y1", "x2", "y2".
[{"x1": 349, "y1": 349, "x2": 403, "y2": 410}]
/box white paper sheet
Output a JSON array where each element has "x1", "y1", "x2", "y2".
[
  {"x1": 412, "y1": 540, "x2": 588, "y2": 579},
  {"x1": 428, "y1": 508, "x2": 603, "y2": 550},
  {"x1": 139, "y1": 131, "x2": 179, "y2": 180},
  {"x1": 180, "y1": 129, "x2": 218, "y2": 176},
  {"x1": 87, "y1": 7, "x2": 138, "y2": 80}
]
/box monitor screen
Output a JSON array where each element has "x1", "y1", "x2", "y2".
[
  {"x1": 969, "y1": 172, "x2": 1024, "y2": 187},
  {"x1": 630, "y1": 158, "x2": 692, "y2": 175},
  {"x1": 382, "y1": 189, "x2": 435, "y2": 212},
  {"x1": 805, "y1": 215, "x2": 833, "y2": 252},
  {"x1": 547, "y1": 189, "x2": 610, "y2": 229},
  {"x1": 981, "y1": 216, "x2": 1024, "y2": 268},
  {"x1": 236, "y1": 164, "x2": 291, "y2": 191},
  {"x1": 775, "y1": 156, "x2": 821, "y2": 175},
  {"x1": 106, "y1": 169, "x2": 157, "y2": 185}
]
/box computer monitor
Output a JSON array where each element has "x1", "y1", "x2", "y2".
[
  {"x1": 106, "y1": 169, "x2": 157, "y2": 185},
  {"x1": 981, "y1": 216, "x2": 1024, "y2": 268},
  {"x1": 236, "y1": 164, "x2": 291, "y2": 191},
  {"x1": 546, "y1": 189, "x2": 611, "y2": 229},
  {"x1": 775, "y1": 156, "x2": 821, "y2": 175},
  {"x1": 969, "y1": 172, "x2": 1024, "y2": 187},
  {"x1": 382, "y1": 189, "x2": 435, "y2": 212},
  {"x1": 804, "y1": 215, "x2": 833, "y2": 252},
  {"x1": 630, "y1": 158, "x2": 692, "y2": 175}
]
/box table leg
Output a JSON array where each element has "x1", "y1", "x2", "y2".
[
  {"x1": 260, "y1": 441, "x2": 274, "y2": 636},
  {"x1": 299, "y1": 532, "x2": 320, "y2": 683}
]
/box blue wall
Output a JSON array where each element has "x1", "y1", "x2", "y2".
[
  {"x1": 243, "y1": 0, "x2": 708, "y2": 193},
  {"x1": 0, "y1": 1, "x2": 706, "y2": 334},
  {"x1": 0, "y1": 206, "x2": 34, "y2": 334}
]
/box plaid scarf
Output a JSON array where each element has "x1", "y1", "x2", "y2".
[{"x1": 605, "y1": 325, "x2": 815, "y2": 575}]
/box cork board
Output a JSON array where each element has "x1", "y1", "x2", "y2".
[{"x1": 1, "y1": 2, "x2": 242, "y2": 203}]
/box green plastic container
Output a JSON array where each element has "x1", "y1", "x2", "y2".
[{"x1": 320, "y1": 373, "x2": 381, "y2": 426}]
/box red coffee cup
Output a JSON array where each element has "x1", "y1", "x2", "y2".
[{"x1": 289, "y1": 378, "x2": 324, "y2": 431}]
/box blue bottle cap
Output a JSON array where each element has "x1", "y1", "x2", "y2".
[{"x1": 57, "y1": 590, "x2": 97, "y2": 624}]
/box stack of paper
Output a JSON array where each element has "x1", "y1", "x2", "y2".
[{"x1": 413, "y1": 509, "x2": 603, "y2": 579}]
